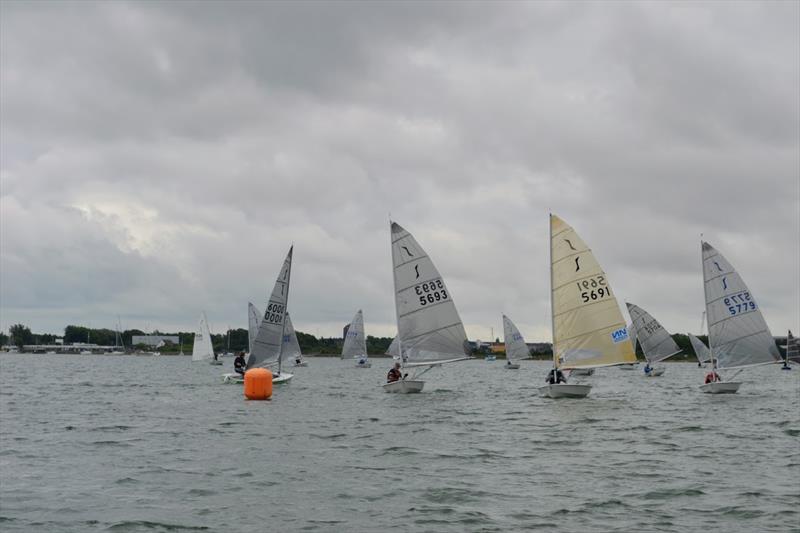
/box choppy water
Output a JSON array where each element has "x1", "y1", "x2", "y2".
[{"x1": 1, "y1": 354, "x2": 798, "y2": 532}]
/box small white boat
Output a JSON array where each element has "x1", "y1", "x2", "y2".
[
  {"x1": 383, "y1": 379, "x2": 424, "y2": 393},
  {"x1": 538, "y1": 383, "x2": 592, "y2": 399},
  {"x1": 502, "y1": 315, "x2": 532, "y2": 371},
  {"x1": 697, "y1": 241, "x2": 782, "y2": 393},
  {"x1": 283, "y1": 313, "x2": 308, "y2": 367},
  {"x1": 342, "y1": 310, "x2": 372, "y2": 368},
  {"x1": 700, "y1": 381, "x2": 742, "y2": 394},
  {"x1": 570, "y1": 368, "x2": 595, "y2": 376},
  {"x1": 627, "y1": 302, "x2": 682, "y2": 379},
  {"x1": 383, "y1": 222, "x2": 471, "y2": 393},
  {"x1": 222, "y1": 371, "x2": 294, "y2": 384},
  {"x1": 192, "y1": 311, "x2": 216, "y2": 364}
]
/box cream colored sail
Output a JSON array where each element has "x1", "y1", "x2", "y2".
[
  {"x1": 550, "y1": 214, "x2": 636, "y2": 369},
  {"x1": 391, "y1": 222, "x2": 470, "y2": 366}
]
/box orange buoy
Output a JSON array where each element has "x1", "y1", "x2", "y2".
[{"x1": 244, "y1": 368, "x2": 272, "y2": 400}]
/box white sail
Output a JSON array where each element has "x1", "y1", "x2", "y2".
[
  {"x1": 386, "y1": 336, "x2": 399, "y2": 357},
  {"x1": 550, "y1": 214, "x2": 636, "y2": 369},
  {"x1": 626, "y1": 303, "x2": 682, "y2": 364},
  {"x1": 787, "y1": 330, "x2": 799, "y2": 364},
  {"x1": 191, "y1": 311, "x2": 215, "y2": 361},
  {"x1": 701, "y1": 241, "x2": 781, "y2": 370},
  {"x1": 248, "y1": 246, "x2": 293, "y2": 370},
  {"x1": 391, "y1": 222, "x2": 470, "y2": 366},
  {"x1": 502, "y1": 315, "x2": 531, "y2": 364},
  {"x1": 341, "y1": 309, "x2": 367, "y2": 359},
  {"x1": 247, "y1": 302, "x2": 261, "y2": 353},
  {"x1": 627, "y1": 321, "x2": 638, "y2": 353},
  {"x1": 282, "y1": 313, "x2": 302, "y2": 362},
  {"x1": 689, "y1": 333, "x2": 711, "y2": 364}
]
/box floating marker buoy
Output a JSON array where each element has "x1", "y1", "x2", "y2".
[{"x1": 244, "y1": 368, "x2": 272, "y2": 400}]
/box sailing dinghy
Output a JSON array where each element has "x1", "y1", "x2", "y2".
[
  {"x1": 284, "y1": 313, "x2": 308, "y2": 367},
  {"x1": 626, "y1": 303, "x2": 682, "y2": 377},
  {"x1": 192, "y1": 312, "x2": 219, "y2": 364},
  {"x1": 223, "y1": 247, "x2": 295, "y2": 384},
  {"x1": 342, "y1": 309, "x2": 371, "y2": 368},
  {"x1": 689, "y1": 333, "x2": 711, "y2": 367},
  {"x1": 502, "y1": 315, "x2": 531, "y2": 370},
  {"x1": 539, "y1": 214, "x2": 637, "y2": 398},
  {"x1": 699, "y1": 241, "x2": 782, "y2": 393},
  {"x1": 384, "y1": 222, "x2": 471, "y2": 393}
]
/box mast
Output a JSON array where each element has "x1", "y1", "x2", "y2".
[
  {"x1": 390, "y1": 220, "x2": 403, "y2": 367},
  {"x1": 549, "y1": 213, "x2": 557, "y2": 370},
  {"x1": 700, "y1": 238, "x2": 715, "y2": 372}
]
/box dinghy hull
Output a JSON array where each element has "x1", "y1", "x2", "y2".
[
  {"x1": 355, "y1": 362, "x2": 372, "y2": 368},
  {"x1": 222, "y1": 372, "x2": 293, "y2": 384},
  {"x1": 383, "y1": 380, "x2": 424, "y2": 393},
  {"x1": 699, "y1": 381, "x2": 741, "y2": 394},
  {"x1": 504, "y1": 363, "x2": 520, "y2": 370},
  {"x1": 293, "y1": 362, "x2": 308, "y2": 367},
  {"x1": 538, "y1": 383, "x2": 592, "y2": 398},
  {"x1": 644, "y1": 367, "x2": 665, "y2": 377}
]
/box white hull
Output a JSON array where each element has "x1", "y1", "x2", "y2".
[
  {"x1": 644, "y1": 366, "x2": 665, "y2": 377},
  {"x1": 504, "y1": 363, "x2": 520, "y2": 370},
  {"x1": 538, "y1": 383, "x2": 592, "y2": 399},
  {"x1": 382, "y1": 380, "x2": 424, "y2": 393},
  {"x1": 570, "y1": 368, "x2": 595, "y2": 376},
  {"x1": 699, "y1": 381, "x2": 742, "y2": 394},
  {"x1": 293, "y1": 361, "x2": 308, "y2": 367},
  {"x1": 221, "y1": 372, "x2": 294, "y2": 384}
]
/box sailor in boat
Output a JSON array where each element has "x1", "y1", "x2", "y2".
[
  {"x1": 387, "y1": 362, "x2": 403, "y2": 383},
  {"x1": 704, "y1": 370, "x2": 721, "y2": 384},
  {"x1": 546, "y1": 367, "x2": 567, "y2": 384},
  {"x1": 295, "y1": 356, "x2": 302, "y2": 366},
  {"x1": 506, "y1": 359, "x2": 514, "y2": 368},
  {"x1": 234, "y1": 352, "x2": 246, "y2": 376},
  {"x1": 643, "y1": 362, "x2": 652, "y2": 375},
  {"x1": 358, "y1": 356, "x2": 367, "y2": 366}
]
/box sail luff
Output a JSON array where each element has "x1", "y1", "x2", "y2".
[{"x1": 549, "y1": 214, "x2": 557, "y2": 368}]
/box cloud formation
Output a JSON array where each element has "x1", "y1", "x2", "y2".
[{"x1": 1, "y1": 1, "x2": 798, "y2": 340}]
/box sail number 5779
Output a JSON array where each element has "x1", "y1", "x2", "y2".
[{"x1": 725, "y1": 292, "x2": 755, "y2": 316}]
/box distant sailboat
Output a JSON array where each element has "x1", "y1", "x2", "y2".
[
  {"x1": 626, "y1": 303, "x2": 682, "y2": 377},
  {"x1": 539, "y1": 214, "x2": 637, "y2": 398},
  {"x1": 284, "y1": 313, "x2": 307, "y2": 367},
  {"x1": 223, "y1": 247, "x2": 295, "y2": 384},
  {"x1": 782, "y1": 330, "x2": 798, "y2": 370},
  {"x1": 247, "y1": 302, "x2": 261, "y2": 354},
  {"x1": 110, "y1": 317, "x2": 125, "y2": 355},
  {"x1": 384, "y1": 222, "x2": 471, "y2": 393},
  {"x1": 689, "y1": 333, "x2": 711, "y2": 367},
  {"x1": 342, "y1": 309, "x2": 370, "y2": 368},
  {"x1": 502, "y1": 315, "x2": 531, "y2": 370},
  {"x1": 699, "y1": 241, "x2": 781, "y2": 393},
  {"x1": 192, "y1": 312, "x2": 218, "y2": 364}
]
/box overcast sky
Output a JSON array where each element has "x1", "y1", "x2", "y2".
[{"x1": 1, "y1": 1, "x2": 798, "y2": 342}]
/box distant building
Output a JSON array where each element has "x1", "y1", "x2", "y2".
[{"x1": 132, "y1": 335, "x2": 179, "y2": 347}]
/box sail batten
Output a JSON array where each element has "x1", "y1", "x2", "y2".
[
  {"x1": 701, "y1": 241, "x2": 781, "y2": 370},
  {"x1": 626, "y1": 302, "x2": 682, "y2": 364},
  {"x1": 391, "y1": 222, "x2": 470, "y2": 364},
  {"x1": 550, "y1": 214, "x2": 636, "y2": 369},
  {"x1": 248, "y1": 247, "x2": 294, "y2": 370}
]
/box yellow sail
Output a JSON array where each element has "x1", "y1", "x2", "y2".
[{"x1": 550, "y1": 214, "x2": 636, "y2": 369}]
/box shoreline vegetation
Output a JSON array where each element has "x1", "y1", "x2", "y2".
[{"x1": 2, "y1": 323, "x2": 787, "y2": 361}]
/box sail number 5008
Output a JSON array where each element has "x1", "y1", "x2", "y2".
[
  {"x1": 415, "y1": 279, "x2": 448, "y2": 306},
  {"x1": 576, "y1": 276, "x2": 611, "y2": 303}
]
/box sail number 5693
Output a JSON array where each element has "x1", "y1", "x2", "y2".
[
  {"x1": 576, "y1": 276, "x2": 610, "y2": 303},
  {"x1": 415, "y1": 279, "x2": 448, "y2": 306}
]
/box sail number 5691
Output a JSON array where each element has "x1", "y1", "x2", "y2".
[
  {"x1": 415, "y1": 279, "x2": 448, "y2": 306},
  {"x1": 576, "y1": 276, "x2": 610, "y2": 303}
]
